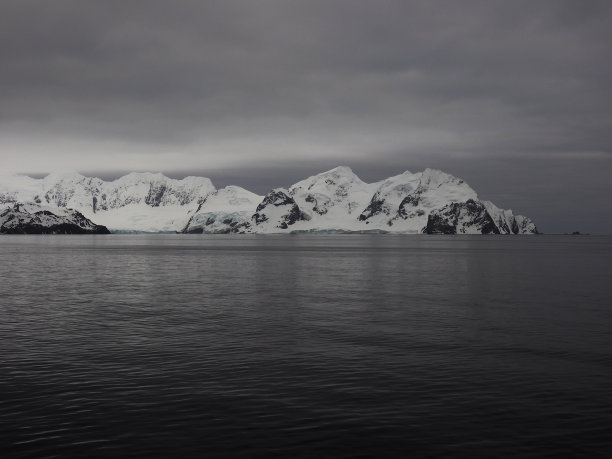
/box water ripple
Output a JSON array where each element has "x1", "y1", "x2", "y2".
[{"x1": 1, "y1": 235, "x2": 611, "y2": 457}]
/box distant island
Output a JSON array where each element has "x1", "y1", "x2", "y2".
[{"x1": 1, "y1": 166, "x2": 537, "y2": 235}]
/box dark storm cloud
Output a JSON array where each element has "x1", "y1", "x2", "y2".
[{"x1": 1, "y1": 0, "x2": 611, "y2": 232}]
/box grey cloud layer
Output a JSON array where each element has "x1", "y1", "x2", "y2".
[{"x1": 1, "y1": 0, "x2": 611, "y2": 232}]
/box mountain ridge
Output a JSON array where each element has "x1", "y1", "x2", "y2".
[{"x1": 0, "y1": 167, "x2": 537, "y2": 234}]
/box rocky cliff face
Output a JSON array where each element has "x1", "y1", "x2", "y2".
[
  {"x1": 424, "y1": 200, "x2": 500, "y2": 234},
  {"x1": 252, "y1": 189, "x2": 309, "y2": 231},
  {"x1": 358, "y1": 169, "x2": 473, "y2": 231},
  {"x1": 0, "y1": 203, "x2": 110, "y2": 234},
  {"x1": 0, "y1": 167, "x2": 538, "y2": 234}
]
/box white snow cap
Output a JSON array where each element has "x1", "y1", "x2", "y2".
[{"x1": 0, "y1": 168, "x2": 537, "y2": 234}]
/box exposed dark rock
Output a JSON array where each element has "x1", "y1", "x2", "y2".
[
  {"x1": 184, "y1": 226, "x2": 204, "y2": 234},
  {"x1": 511, "y1": 218, "x2": 519, "y2": 234},
  {"x1": 397, "y1": 194, "x2": 420, "y2": 219},
  {"x1": 255, "y1": 190, "x2": 295, "y2": 212},
  {"x1": 425, "y1": 212, "x2": 458, "y2": 234},
  {"x1": 424, "y1": 200, "x2": 500, "y2": 234},
  {"x1": 0, "y1": 204, "x2": 110, "y2": 234},
  {"x1": 1, "y1": 222, "x2": 110, "y2": 234},
  {"x1": 305, "y1": 194, "x2": 328, "y2": 215},
  {"x1": 145, "y1": 183, "x2": 167, "y2": 207},
  {"x1": 360, "y1": 188, "x2": 423, "y2": 223},
  {"x1": 359, "y1": 193, "x2": 386, "y2": 221},
  {"x1": 334, "y1": 183, "x2": 349, "y2": 198},
  {"x1": 253, "y1": 189, "x2": 304, "y2": 228},
  {"x1": 253, "y1": 212, "x2": 269, "y2": 224}
]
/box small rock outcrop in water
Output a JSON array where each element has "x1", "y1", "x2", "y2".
[
  {"x1": 0, "y1": 203, "x2": 110, "y2": 234},
  {"x1": 0, "y1": 167, "x2": 538, "y2": 234}
]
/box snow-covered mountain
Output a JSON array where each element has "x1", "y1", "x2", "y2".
[
  {"x1": 0, "y1": 203, "x2": 110, "y2": 234},
  {"x1": 0, "y1": 172, "x2": 214, "y2": 232},
  {"x1": 252, "y1": 188, "x2": 310, "y2": 232},
  {"x1": 0, "y1": 167, "x2": 538, "y2": 234},
  {"x1": 182, "y1": 186, "x2": 262, "y2": 234},
  {"x1": 290, "y1": 166, "x2": 378, "y2": 218},
  {"x1": 184, "y1": 166, "x2": 537, "y2": 234},
  {"x1": 357, "y1": 168, "x2": 478, "y2": 232}
]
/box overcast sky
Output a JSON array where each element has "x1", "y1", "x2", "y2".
[{"x1": 1, "y1": 0, "x2": 611, "y2": 233}]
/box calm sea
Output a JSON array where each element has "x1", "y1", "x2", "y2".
[{"x1": 1, "y1": 235, "x2": 611, "y2": 458}]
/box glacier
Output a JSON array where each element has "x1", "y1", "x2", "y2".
[{"x1": 0, "y1": 167, "x2": 537, "y2": 234}]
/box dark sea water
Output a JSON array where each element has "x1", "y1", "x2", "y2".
[{"x1": 1, "y1": 235, "x2": 611, "y2": 458}]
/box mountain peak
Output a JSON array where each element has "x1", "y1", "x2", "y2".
[
  {"x1": 419, "y1": 168, "x2": 473, "y2": 191},
  {"x1": 421, "y1": 168, "x2": 450, "y2": 180},
  {"x1": 114, "y1": 172, "x2": 168, "y2": 183},
  {"x1": 314, "y1": 166, "x2": 362, "y2": 181},
  {"x1": 323, "y1": 165, "x2": 355, "y2": 175},
  {"x1": 43, "y1": 171, "x2": 87, "y2": 182},
  {"x1": 0, "y1": 167, "x2": 537, "y2": 234},
  {"x1": 291, "y1": 166, "x2": 365, "y2": 192}
]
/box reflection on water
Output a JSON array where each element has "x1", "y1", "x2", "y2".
[{"x1": 1, "y1": 235, "x2": 612, "y2": 457}]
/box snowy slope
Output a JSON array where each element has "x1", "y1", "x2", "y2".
[
  {"x1": 287, "y1": 166, "x2": 379, "y2": 231},
  {"x1": 359, "y1": 168, "x2": 480, "y2": 233},
  {"x1": 182, "y1": 186, "x2": 262, "y2": 233},
  {"x1": 0, "y1": 167, "x2": 538, "y2": 234},
  {"x1": 250, "y1": 167, "x2": 497, "y2": 234},
  {"x1": 358, "y1": 170, "x2": 421, "y2": 222},
  {"x1": 0, "y1": 174, "x2": 44, "y2": 205},
  {"x1": 248, "y1": 167, "x2": 535, "y2": 234},
  {"x1": 482, "y1": 200, "x2": 538, "y2": 234},
  {"x1": 0, "y1": 172, "x2": 215, "y2": 232}
]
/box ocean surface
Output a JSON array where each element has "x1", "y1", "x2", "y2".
[{"x1": 1, "y1": 234, "x2": 611, "y2": 458}]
